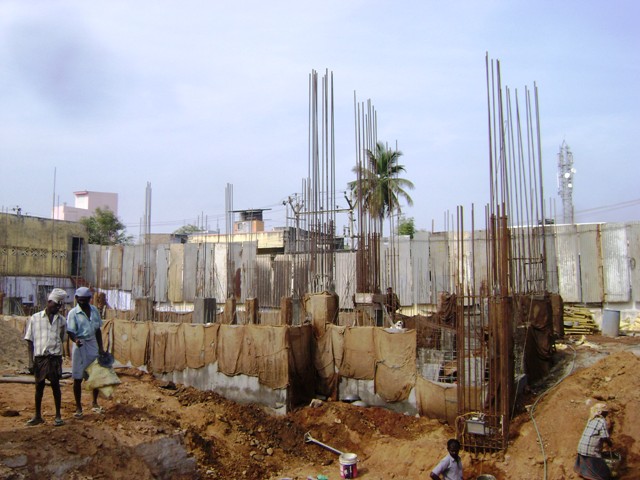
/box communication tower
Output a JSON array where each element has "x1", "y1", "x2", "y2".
[{"x1": 557, "y1": 141, "x2": 576, "y2": 224}]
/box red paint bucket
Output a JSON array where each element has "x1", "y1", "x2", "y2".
[{"x1": 339, "y1": 452, "x2": 358, "y2": 479}]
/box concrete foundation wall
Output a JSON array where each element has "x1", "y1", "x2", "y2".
[
  {"x1": 158, "y1": 362, "x2": 288, "y2": 415},
  {"x1": 339, "y1": 378, "x2": 419, "y2": 416}
]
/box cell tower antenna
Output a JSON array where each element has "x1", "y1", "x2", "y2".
[{"x1": 557, "y1": 141, "x2": 575, "y2": 224}]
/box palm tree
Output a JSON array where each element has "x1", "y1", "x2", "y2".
[{"x1": 349, "y1": 141, "x2": 414, "y2": 232}]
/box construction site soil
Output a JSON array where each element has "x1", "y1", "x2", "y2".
[{"x1": 0, "y1": 320, "x2": 638, "y2": 479}]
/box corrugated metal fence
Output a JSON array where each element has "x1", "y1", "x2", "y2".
[{"x1": 84, "y1": 222, "x2": 640, "y2": 309}]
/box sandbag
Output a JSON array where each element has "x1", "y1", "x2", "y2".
[{"x1": 84, "y1": 359, "x2": 121, "y2": 398}]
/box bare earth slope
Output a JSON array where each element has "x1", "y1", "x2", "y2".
[{"x1": 1, "y1": 320, "x2": 638, "y2": 479}]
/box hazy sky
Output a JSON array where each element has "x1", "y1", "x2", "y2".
[{"x1": 1, "y1": 1, "x2": 638, "y2": 236}]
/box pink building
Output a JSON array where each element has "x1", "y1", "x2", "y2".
[{"x1": 52, "y1": 190, "x2": 118, "y2": 222}]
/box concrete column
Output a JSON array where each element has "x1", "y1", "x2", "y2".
[
  {"x1": 280, "y1": 296, "x2": 293, "y2": 325},
  {"x1": 304, "y1": 292, "x2": 339, "y2": 336},
  {"x1": 223, "y1": 297, "x2": 236, "y2": 324},
  {"x1": 135, "y1": 297, "x2": 154, "y2": 322},
  {"x1": 246, "y1": 297, "x2": 258, "y2": 324},
  {"x1": 194, "y1": 297, "x2": 217, "y2": 324}
]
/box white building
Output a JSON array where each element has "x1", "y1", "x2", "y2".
[{"x1": 52, "y1": 190, "x2": 118, "y2": 222}]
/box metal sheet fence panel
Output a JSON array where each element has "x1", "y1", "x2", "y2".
[
  {"x1": 227, "y1": 242, "x2": 257, "y2": 302},
  {"x1": 131, "y1": 244, "x2": 146, "y2": 299},
  {"x1": 627, "y1": 223, "x2": 640, "y2": 302},
  {"x1": 168, "y1": 244, "x2": 184, "y2": 303},
  {"x1": 242, "y1": 242, "x2": 257, "y2": 300},
  {"x1": 200, "y1": 243, "x2": 216, "y2": 299},
  {"x1": 457, "y1": 231, "x2": 476, "y2": 296},
  {"x1": 411, "y1": 232, "x2": 432, "y2": 305},
  {"x1": 554, "y1": 225, "x2": 581, "y2": 302},
  {"x1": 85, "y1": 245, "x2": 100, "y2": 286},
  {"x1": 577, "y1": 224, "x2": 603, "y2": 303},
  {"x1": 155, "y1": 245, "x2": 169, "y2": 303},
  {"x1": 122, "y1": 246, "x2": 134, "y2": 291},
  {"x1": 397, "y1": 236, "x2": 412, "y2": 306},
  {"x1": 194, "y1": 243, "x2": 205, "y2": 299},
  {"x1": 509, "y1": 227, "x2": 527, "y2": 294},
  {"x1": 273, "y1": 255, "x2": 292, "y2": 307},
  {"x1": 472, "y1": 230, "x2": 488, "y2": 298},
  {"x1": 213, "y1": 244, "x2": 227, "y2": 302},
  {"x1": 108, "y1": 245, "x2": 123, "y2": 289},
  {"x1": 292, "y1": 253, "x2": 310, "y2": 301},
  {"x1": 335, "y1": 251, "x2": 356, "y2": 309},
  {"x1": 255, "y1": 255, "x2": 274, "y2": 307},
  {"x1": 183, "y1": 243, "x2": 199, "y2": 302},
  {"x1": 602, "y1": 223, "x2": 630, "y2": 302},
  {"x1": 430, "y1": 232, "x2": 452, "y2": 297},
  {"x1": 544, "y1": 229, "x2": 559, "y2": 294},
  {"x1": 99, "y1": 247, "x2": 110, "y2": 288},
  {"x1": 228, "y1": 243, "x2": 243, "y2": 301}
]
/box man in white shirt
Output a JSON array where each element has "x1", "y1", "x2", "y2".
[
  {"x1": 430, "y1": 438, "x2": 463, "y2": 480},
  {"x1": 23, "y1": 288, "x2": 67, "y2": 426}
]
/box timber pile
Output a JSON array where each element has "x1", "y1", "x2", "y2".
[{"x1": 563, "y1": 306, "x2": 599, "y2": 335}]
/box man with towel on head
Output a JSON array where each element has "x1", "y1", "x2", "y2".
[
  {"x1": 66, "y1": 287, "x2": 105, "y2": 418},
  {"x1": 23, "y1": 288, "x2": 67, "y2": 426}
]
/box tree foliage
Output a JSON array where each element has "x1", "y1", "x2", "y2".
[
  {"x1": 348, "y1": 141, "x2": 414, "y2": 227},
  {"x1": 80, "y1": 208, "x2": 132, "y2": 245},
  {"x1": 173, "y1": 224, "x2": 203, "y2": 235},
  {"x1": 397, "y1": 216, "x2": 415, "y2": 238}
]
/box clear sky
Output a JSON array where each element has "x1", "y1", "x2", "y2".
[{"x1": 1, "y1": 1, "x2": 638, "y2": 237}]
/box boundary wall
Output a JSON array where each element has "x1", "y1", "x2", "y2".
[{"x1": 79, "y1": 222, "x2": 640, "y2": 315}]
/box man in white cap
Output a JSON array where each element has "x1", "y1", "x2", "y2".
[
  {"x1": 66, "y1": 286, "x2": 105, "y2": 417},
  {"x1": 23, "y1": 287, "x2": 68, "y2": 426}
]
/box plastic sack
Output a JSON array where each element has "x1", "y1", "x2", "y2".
[
  {"x1": 98, "y1": 351, "x2": 115, "y2": 368},
  {"x1": 84, "y1": 359, "x2": 121, "y2": 398}
]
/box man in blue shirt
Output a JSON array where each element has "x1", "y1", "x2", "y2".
[{"x1": 66, "y1": 287, "x2": 105, "y2": 418}]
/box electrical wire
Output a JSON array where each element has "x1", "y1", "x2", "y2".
[
  {"x1": 528, "y1": 342, "x2": 577, "y2": 480},
  {"x1": 576, "y1": 198, "x2": 640, "y2": 215}
]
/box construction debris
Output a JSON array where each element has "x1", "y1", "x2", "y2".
[
  {"x1": 620, "y1": 312, "x2": 640, "y2": 335},
  {"x1": 563, "y1": 306, "x2": 599, "y2": 335}
]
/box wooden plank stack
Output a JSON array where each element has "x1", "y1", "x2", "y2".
[{"x1": 563, "y1": 306, "x2": 599, "y2": 335}]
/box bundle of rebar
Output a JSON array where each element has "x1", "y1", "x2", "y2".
[{"x1": 563, "y1": 306, "x2": 599, "y2": 335}]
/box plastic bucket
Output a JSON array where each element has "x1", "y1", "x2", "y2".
[
  {"x1": 602, "y1": 309, "x2": 620, "y2": 337},
  {"x1": 339, "y1": 452, "x2": 358, "y2": 479},
  {"x1": 602, "y1": 451, "x2": 622, "y2": 474}
]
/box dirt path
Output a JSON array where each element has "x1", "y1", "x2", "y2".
[{"x1": 1, "y1": 320, "x2": 638, "y2": 479}]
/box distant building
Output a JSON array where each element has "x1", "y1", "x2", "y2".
[
  {"x1": 52, "y1": 191, "x2": 118, "y2": 222},
  {"x1": 233, "y1": 209, "x2": 265, "y2": 234},
  {"x1": 188, "y1": 208, "x2": 344, "y2": 255},
  {"x1": 0, "y1": 212, "x2": 88, "y2": 314}
]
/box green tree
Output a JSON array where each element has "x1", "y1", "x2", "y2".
[
  {"x1": 80, "y1": 208, "x2": 132, "y2": 245},
  {"x1": 348, "y1": 141, "x2": 414, "y2": 231},
  {"x1": 173, "y1": 224, "x2": 203, "y2": 235},
  {"x1": 397, "y1": 216, "x2": 415, "y2": 238}
]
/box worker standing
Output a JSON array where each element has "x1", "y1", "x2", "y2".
[
  {"x1": 23, "y1": 288, "x2": 67, "y2": 426},
  {"x1": 385, "y1": 287, "x2": 400, "y2": 316},
  {"x1": 430, "y1": 438, "x2": 463, "y2": 480},
  {"x1": 67, "y1": 287, "x2": 105, "y2": 418}
]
